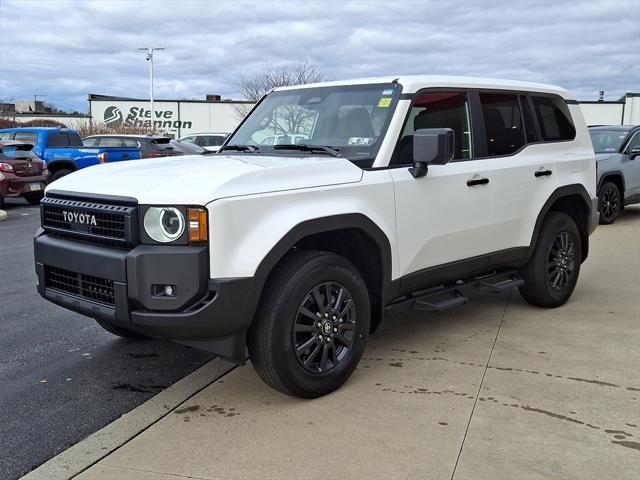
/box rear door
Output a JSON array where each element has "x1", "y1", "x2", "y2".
[
  {"x1": 390, "y1": 90, "x2": 493, "y2": 289},
  {"x1": 622, "y1": 129, "x2": 640, "y2": 196}
]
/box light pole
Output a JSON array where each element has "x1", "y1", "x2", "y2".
[{"x1": 138, "y1": 47, "x2": 165, "y2": 131}]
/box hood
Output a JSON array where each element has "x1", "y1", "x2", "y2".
[
  {"x1": 46, "y1": 154, "x2": 364, "y2": 205},
  {"x1": 595, "y1": 153, "x2": 622, "y2": 162}
]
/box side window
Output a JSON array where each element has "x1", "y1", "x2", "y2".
[
  {"x1": 479, "y1": 93, "x2": 526, "y2": 156},
  {"x1": 47, "y1": 132, "x2": 69, "y2": 147},
  {"x1": 83, "y1": 137, "x2": 99, "y2": 147},
  {"x1": 626, "y1": 131, "x2": 640, "y2": 152},
  {"x1": 532, "y1": 96, "x2": 576, "y2": 141},
  {"x1": 14, "y1": 132, "x2": 38, "y2": 144},
  {"x1": 181, "y1": 136, "x2": 196, "y2": 144},
  {"x1": 0, "y1": 132, "x2": 14, "y2": 140},
  {"x1": 198, "y1": 135, "x2": 224, "y2": 147},
  {"x1": 66, "y1": 132, "x2": 84, "y2": 146},
  {"x1": 392, "y1": 91, "x2": 473, "y2": 165},
  {"x1": 122, "y1": 138, "x2": 139, "y2": 148},
  {"x1": 99, "y1": 137, "x2": 124, "y2": 147}
]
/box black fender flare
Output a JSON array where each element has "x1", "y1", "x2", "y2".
[
  {"x1": 527, "y1": 184, "x2": 594, "y2": 261},
  {"x1": 597, "y1": 170, "x2": 625, "y2": 193},
  {"x1": 239, "y1": 213, "x2": 393, "y2": 329}
]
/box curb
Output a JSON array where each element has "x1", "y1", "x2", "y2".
[
  {"x1": 20, "y1": 358, "x2": 236, "y2": 480},
  {"x1": 0, "y1": 210, "x2": 7, "y2": 222}
]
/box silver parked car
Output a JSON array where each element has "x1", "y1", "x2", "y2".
[{"x1": 589, "y1": 125, "x2": 640, "y2": 224}]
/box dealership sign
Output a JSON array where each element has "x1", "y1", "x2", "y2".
[{"x1": 103, "y1": 105, "x2": 192, "y2": 129}]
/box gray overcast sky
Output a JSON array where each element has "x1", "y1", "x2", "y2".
[{"x1": 0, "y1": 0, "x2": 638, "y2": 111}]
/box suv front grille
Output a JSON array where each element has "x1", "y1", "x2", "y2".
[
  {"x1": 45, "y1": 266, "x2": 115, "y2": 306},
  {"x1": 41, "y1": 197, "x2": 137, "y2": 245}
]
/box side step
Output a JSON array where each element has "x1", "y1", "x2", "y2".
[{"x1": 386, "y1": 270, "x2": 523, "y2": 316}]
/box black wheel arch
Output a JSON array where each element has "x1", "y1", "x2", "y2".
[
  {"x1": 597, "y1": 172, "x2": 625, "y2": 208},
  {"x1": 47, "y1": 160, "x2": 77, "y2": 175},
  {"x1": 241, "y1": 214, "x2": 393, "y2": 335},
  {"x1": 528, "y1": 184, "x2": 593, "y2": 264}
]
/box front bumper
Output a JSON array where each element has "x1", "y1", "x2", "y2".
[{"x1": 34, "y1": 230, "x2": 251, "y2": 362}]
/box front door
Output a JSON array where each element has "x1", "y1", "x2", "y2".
[{"x1": 389, "y1": 91, "x2": 492, "y2": 291}]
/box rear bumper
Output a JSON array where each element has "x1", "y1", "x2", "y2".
[
  {"x1": 0, "y1": 173, "x2": 47, "y2": 197},
  {"x1": 34, "y1": 230, "x2": 252, "y2": 362}
]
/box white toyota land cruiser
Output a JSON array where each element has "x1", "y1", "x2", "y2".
[{"x1": 34, "y1": 76, "x2": 598, "y2": 397}]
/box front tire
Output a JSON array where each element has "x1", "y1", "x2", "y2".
[
  {"x1": 51, "y1": 169, "x2": 73, "y2": 182},
  {"x1": 248, "y1": 251, "x2": 370, "y2": 398},
  {"x1": 598, "y1": 181, "x2": 621, "y2": 225},
  {"x1": 95, "y1": 319, "x2": 149, "y2": 340},
  {"x1": 519, "y1": 212, "x2": 582, "y2": 308}
]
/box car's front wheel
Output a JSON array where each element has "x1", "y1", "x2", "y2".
[
  {"x1": 598, "y1": 181, "x2": 621, "y2": 225},
  {"x1": 248, "y1": 251, "x2": 370, "y2": 398}
]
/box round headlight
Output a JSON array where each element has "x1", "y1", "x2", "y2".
[{"x1": 144, "y1": 207, "x2": 185, "y2": 243}]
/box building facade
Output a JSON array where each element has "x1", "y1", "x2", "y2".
[{"x1": 88, "y1": 94, "x2": 254, "y2": 138}]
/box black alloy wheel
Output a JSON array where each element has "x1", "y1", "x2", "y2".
[
  {"x1": 599, "y1": 182, "x2": 621, "y2": 225},
  {"x1": 547, "y1": 231, "x2": 576, "y2": 292},
  {"x1": 293, "y1": 281, "x2": 356, "y2": 374}
]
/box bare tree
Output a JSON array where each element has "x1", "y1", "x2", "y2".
[{"x1": 233, "y1": 60, "x2": 327, "y2": 120}]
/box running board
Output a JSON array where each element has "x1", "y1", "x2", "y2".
[{"x1": 386, "y1": 270, "x2": 523, "y2": 316}]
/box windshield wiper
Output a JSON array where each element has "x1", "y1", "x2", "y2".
[
  {"x1": 219, "y1": 144, "x2": 259, "y2": 153},
  {"x1": 273, "y1": 144, "x2": 340, "y2": 157}
]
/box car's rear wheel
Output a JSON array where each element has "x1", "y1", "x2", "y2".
[
  {"x1": 247, "y1": 251, "x2": 370, "y2": 398},
  {"x1": 598, "y1": 181, "x2": 621, "y2": 225},
  {"x1": 519, "y1": 212, "x2": 581, "y2": 308},
  {"x1": 95, "y1": 319, "x2": 149, "y2": 340},
  {"x1": 51, "y1": 169, "x2": 73, "y2": 182}
]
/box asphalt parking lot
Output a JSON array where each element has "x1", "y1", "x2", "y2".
[
  {"x1": 0, "y1": 198, "x2": 215, "y2": 480},
  {"x1": 67, "y1": 206, "x2": 639, "y2": 480}
]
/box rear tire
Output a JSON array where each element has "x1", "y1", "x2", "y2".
[
  {"x1": 95, "y1": 319, "x2": 149, "y2": 340},
  {"x1": 598, "y1": 181, "x2": 621, "y2": 225},
  {"x1": 24, "y1": 192, "x2": 44, "y2": 205},
  {"x1": 0, "y1": 194, "x2": 4, "y2": 210},
  {"x1": 51, "y1": 169, "x2": 73, "y2": 182},
  {"x1": 247, "y1": 251, "x2": 370, "y2": 398},
  {"x1": 519, "y1": 212, "x2": 581, "y2": 308}
]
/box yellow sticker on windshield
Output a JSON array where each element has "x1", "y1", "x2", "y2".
[{"x1": 378, "y1": 97, "x2": 392, "y2": 108}]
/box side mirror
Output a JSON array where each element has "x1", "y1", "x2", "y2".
[
  {"x1": 410, "y1": 128, "x2": 455, "y2": 178},
  {"x1": 630, "y1": 147, "x2": 640, "y2": 159}
]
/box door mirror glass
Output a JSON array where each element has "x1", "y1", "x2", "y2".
[
  {"x1": 630, "y1": 147, "x2": 640, "y2": 159},
  {"x1": 410, "y1": 128, "x2": 455, "y2": 178}
]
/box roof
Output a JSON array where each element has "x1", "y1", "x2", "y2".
[
  {"x1": 83, "y1": 134, "x2": 167, "y2": 139},
  {"x1": 0, "y1": 127, "x2": 72, "y2": 132},
  {"x1": 274, "y1": 75, "x2": 572, "y2": 99}
]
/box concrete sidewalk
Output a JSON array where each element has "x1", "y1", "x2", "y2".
[{"x1": 70, "y1": 207, "x2": 639, "y2": 479}]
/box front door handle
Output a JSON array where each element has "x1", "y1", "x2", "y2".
[
  {"x1": 535, "y1": 169, "x2": 552, "y2": 177},
  {"x1": 467, "y1": 176, "x2": 489, "y2": 187}
]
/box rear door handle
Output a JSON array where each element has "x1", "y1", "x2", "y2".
[
  {"x1": 535, "y1": 169, "x2": 552, "y2": 177},
  {"x1": 467, "y1": 176, "x2": 489, "y2": 187}
]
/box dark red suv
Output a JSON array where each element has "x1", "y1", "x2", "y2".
[{"x1": 0, "y1": 141, "x2": 49, "y2": 208}]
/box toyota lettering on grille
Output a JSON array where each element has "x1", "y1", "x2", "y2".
[{"x1": 62, "y1": 210, "x2": 98, "y2": 226}]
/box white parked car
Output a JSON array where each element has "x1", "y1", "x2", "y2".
[
  {"x1": 35, "y1": 76, "x2": 597, "y2": 398},
  {"x1": 178, "y1": 133, "x2": 228, "y2": 152}
]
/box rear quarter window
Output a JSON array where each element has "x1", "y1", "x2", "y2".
[
  {"x1": 47, "y1": 132, "x2": 69, "y2": 147},
  {"x1": 14, "y1": 132, "x2": 38, "y2": 144},
  {"x1": 532, "y1": 96, "x2": 576, "y2": 141}
]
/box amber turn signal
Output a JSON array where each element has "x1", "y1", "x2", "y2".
[{"x1": 187, "y1": 208, "x2": 208, "y2": 242}]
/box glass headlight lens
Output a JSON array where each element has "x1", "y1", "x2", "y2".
[{"x1": 144, "y1": 207, "x2": 185, "y2": 243}]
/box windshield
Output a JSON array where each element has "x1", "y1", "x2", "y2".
[
  {"x1": 227, "y1": 83, "x2": 400, "y2": 162},
  {"x1": 589, "y1": 129, "x2": 629, "y2": 153}
]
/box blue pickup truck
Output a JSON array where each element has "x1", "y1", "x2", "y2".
[{"x1": 0, "y1": 128, "x2": 141, "y2": 181}]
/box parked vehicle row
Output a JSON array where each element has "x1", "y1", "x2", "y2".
[{"x1": 0, "y1": 128, "x2": 141, "y2": 181}]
